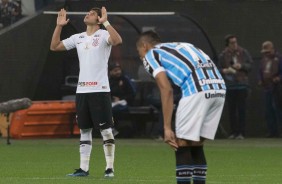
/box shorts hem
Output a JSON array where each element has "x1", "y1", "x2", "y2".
[{"x1": 176, "y1": 134, "x2": 215, "y2": 141}]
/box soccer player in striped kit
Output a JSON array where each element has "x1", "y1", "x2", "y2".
[
  {"x1": 136, "y1": 31, "x2": 226, "y2": 184},
  {"x1": 50, "y1": 7, "x2": 122, "y2": 177}
]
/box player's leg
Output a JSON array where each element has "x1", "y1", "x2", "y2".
[
  {"x1": 101, "y1": 128, "x2": 115, "y2": 177},
  {"x1": 89, "y1": 92, "x2": 115, "y2": 177},
  {"x1": 100, "y1": 93, "x2": 115, "y2": 178},
  {"x1": 191, "y1": 145, "x2": 207, "y2": 184},
  {"x1": 68, "y1": 129, "x2": 92, "y2": 177},
  {"x1": 175, "y1": 148, "x2": 193, "y2": 184},
  {"x1": 175, "y1": 141, "x2": 194, "y2": 184},
  {"x1": 177, "y1": 139, "x2": 207, "y2": 184},
  {"x1": 174, "y1": 95, "x2": 202, "y2": 184},
  {"x1": 79, "y1": 128, "x2": 93, "y2": 173},
  {"x1": 174, "y1": 92, "x2": 222, "y2": 184},
  {"x1": 68, "y1": 93, "x2": 93, "y2": 177},
  {"x1": 193, "y1": 90, "x2": 225, "y2": 183}
]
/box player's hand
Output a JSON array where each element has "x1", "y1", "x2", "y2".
[
  {"x1": 164, "y1": 129, "x2": 178, "y2": 150},
  {"x1": 98, "y1": 6, "x2": 108, "y2": 24},
  {"x1": 57, "y1": 9, "x2": 69, "y2": 26},
  {"x1": 112, "y1": 96, "x2": 120, "y2": 102},
  {"x1": 232, "y1": 63, "x2": 241, "y2": 70}
]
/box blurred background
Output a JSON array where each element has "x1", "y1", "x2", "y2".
[{"x1": 0, "y1": 0, "x2": 281, "y2": 137}]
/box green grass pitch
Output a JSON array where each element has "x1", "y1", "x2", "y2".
[{"x1": 0, "y1": 138, "x2": 281, "y2": 184}]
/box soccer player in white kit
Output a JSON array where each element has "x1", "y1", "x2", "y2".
[
  {"x1": 50, "y1": 7, "x2": 122, "y2": 177},
  {"x1": 136, "y1": 31, "x2": 226, "y2": 184}
]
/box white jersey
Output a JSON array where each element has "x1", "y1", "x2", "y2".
[{"x1": 62, "y1": 29, "x2": 112, "y2": 93}]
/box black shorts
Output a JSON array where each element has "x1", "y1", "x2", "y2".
[{"x1": 76, "y1": 92, "x2": 114, "y2": 130}]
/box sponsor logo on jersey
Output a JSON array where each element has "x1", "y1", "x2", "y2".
[
  {"x1": 78, "y1": 81, "x2": 98, "y2": 87},
  {"x1": 205, "y1": 92, "x2": 225, "y2": 99},
  {"x1": 199, "y1": 79, "x2": 225, "y2": 86},
  {"x1": 196, "y1": 62, "x2": 215, "y2": 69},
  {"x1": 79, "y1": 35, "x2": 85, "y2": 38},
  {"x1": 94, "y1": 34, "x2": 100, "y2": 37},
  {"x1": 76, "y1": 42, "x2": 82, "y2": 44}
]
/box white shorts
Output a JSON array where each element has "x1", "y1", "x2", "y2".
[{"x1": 175, "y1": 90, "x2": 226, "y2": 141}]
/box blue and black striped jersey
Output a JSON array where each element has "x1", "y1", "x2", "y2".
[{"x1": 143, "y1": 42, "x2": 226, "y2": 97}]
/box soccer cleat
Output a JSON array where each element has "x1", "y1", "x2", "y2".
[
  {"x1": 104, "y1": 168, "x2": 114, "y2": 178},
  {"x1": 67, "y1": 168, "x2": 89, "y2": 177},
  {"x1": 235, "y1": 134, "x2": 245, "y2": 140},
  {"x1": 228, "y1": 134, "x2": 236, "y2": 139}
]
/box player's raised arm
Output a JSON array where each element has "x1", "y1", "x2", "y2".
[
  {"x1": 98, "y1": 6, "x2": 122, "y2": 46},
  {"x1": 50, "y1": 9, "x2": 70, "y2": 51}
]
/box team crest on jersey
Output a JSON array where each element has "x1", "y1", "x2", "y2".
[{"x1": 92, "y1": 38, "x2": 99, "y2": 47}]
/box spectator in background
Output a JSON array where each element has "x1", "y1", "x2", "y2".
[
  {"x1": 218, "y1": 34, "x2": 253, "y2": 140},
  {"x1": 0, "y1": 0, "x2": 21, "y2": 28},
  {"x1": 109, "y1": 62, "x2": 136, "y2": 135},
  {"x1": 258, "y1": 41, "x2": 282, "y2": 138}
]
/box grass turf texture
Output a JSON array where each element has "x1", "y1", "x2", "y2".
[{"x1": 0, "y1": 138, "x2": 281, "y2": 184}]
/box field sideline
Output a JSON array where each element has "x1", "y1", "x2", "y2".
[{"x1": 0, "y1": 138, "x2": 281, "y2": 184}]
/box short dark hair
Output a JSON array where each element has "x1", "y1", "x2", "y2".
[
  {"x1": 224, "y1": 34, "x2": 237, "y2": 46},
  {"x1": 90, "y1": 7, "x2": 102, "y2": 28},
  {"x1": 90, "y1": 7, "x2": 101, "y2": 18},
  {"x1": 137, "y1": 30, "x2": 161, "y2": 46}
]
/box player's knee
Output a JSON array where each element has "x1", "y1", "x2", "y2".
[
  {"x1": 100, "y1": 128, "x2": 115, "y2": 144},
  {"x1": 191, "y1": 141, "x2": 204, "y2": 146},
  {"x1": 80, "y1": 128, "x2": 92, "y2": 141},
  {"x1": 177, "y1": 138, "x2": 204, "y2": 147}
]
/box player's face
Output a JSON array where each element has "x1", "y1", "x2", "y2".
[
  {"x1": 84, "y1": 10, "x2": 99, "y2": 25},
  {"x1": 136, "y1": 43, "x2": 147, "y2": 61}
]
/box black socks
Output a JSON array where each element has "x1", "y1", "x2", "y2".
[{"x1": 175, "y1": 146, "x2": 207, "y2": 184}]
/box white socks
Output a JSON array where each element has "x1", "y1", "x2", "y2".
[
  {"x1": 78, "y1": 128, "x2": 115, "y2": 172},
  {"x1": 79, "y1": 129, "x2": 92, "y2": 172},
  {"x1": 101, "y1": 128, "x2": 115, "y2": 170}
]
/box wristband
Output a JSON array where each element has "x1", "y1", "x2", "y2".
[{"x1": 103, "y1": 21, "x2": 110, "y2": 27}]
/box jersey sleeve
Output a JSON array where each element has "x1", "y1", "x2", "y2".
[
  {"x1": 99, "y1": 30, "x2": 110, "y2": 45},
  {"x1": 144, "y1": 49, "x2": 165, "y2": 78},
  {"x1": 104, "y1": 31, "x2": 110, "y2": 45},
  {"x1": 62, "y1": 35, "x2": 77, "y2": 50}
]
